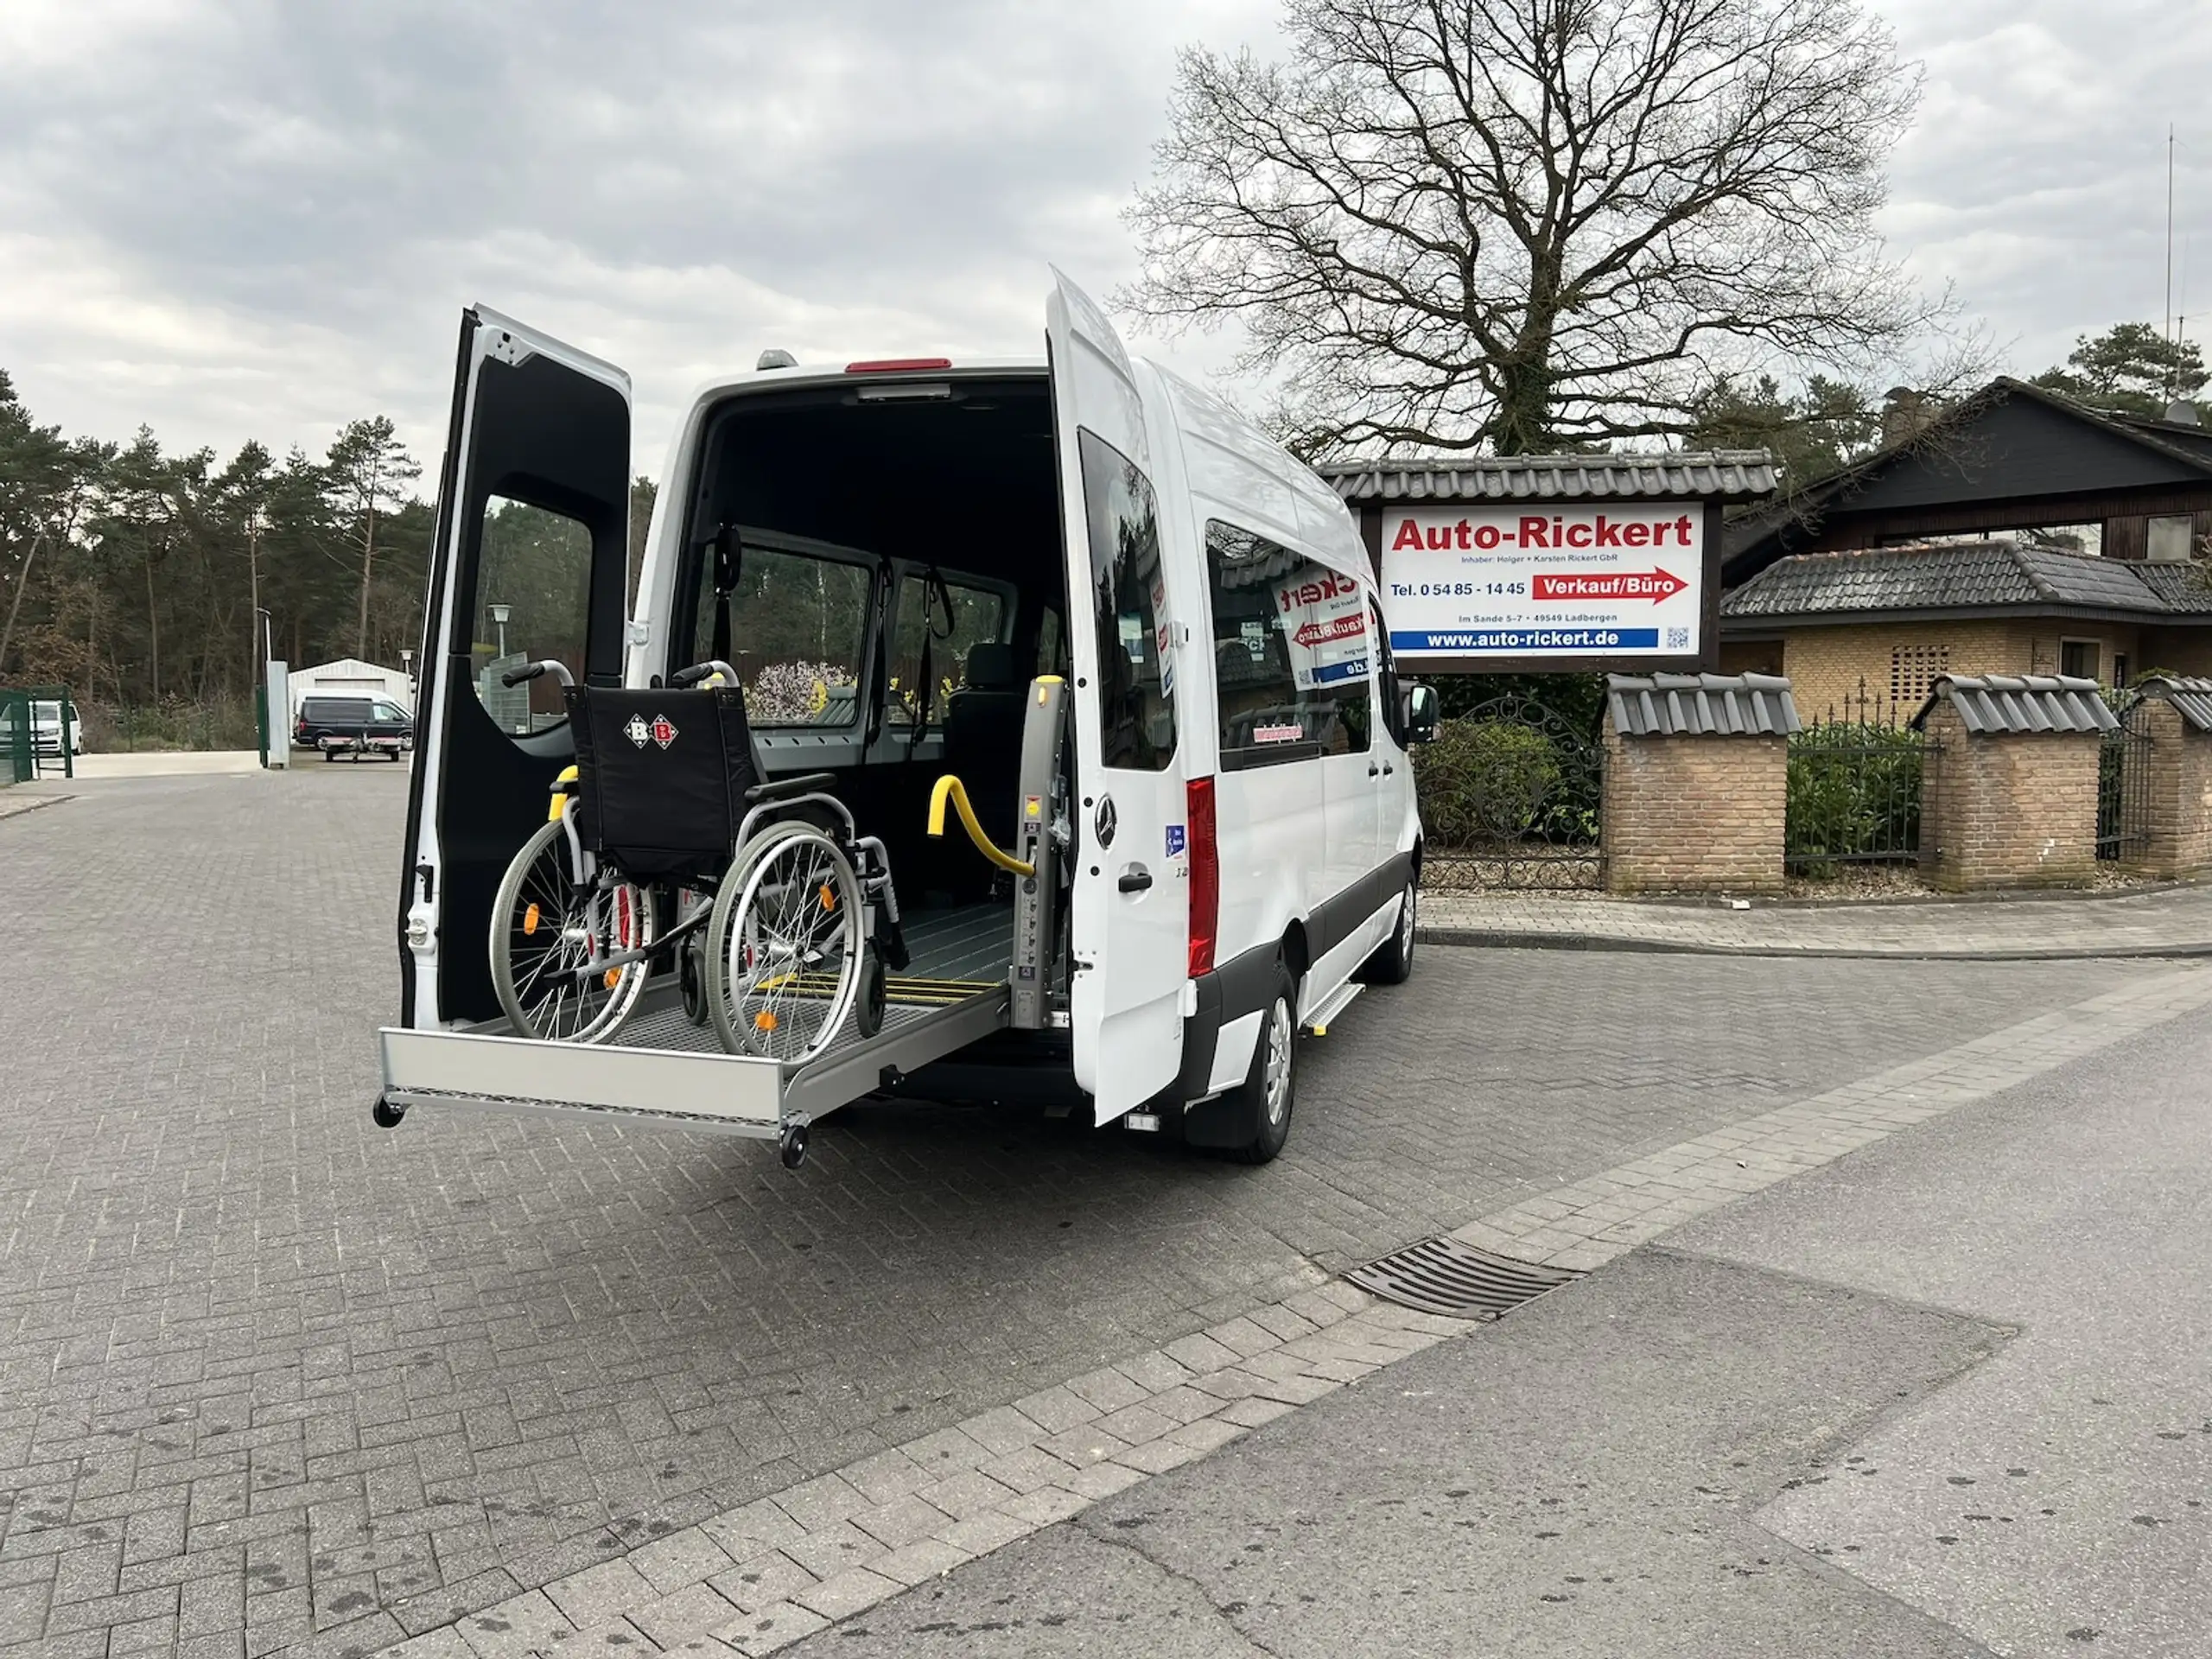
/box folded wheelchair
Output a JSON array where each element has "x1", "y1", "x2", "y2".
[{"x1": 485, "y1": 659, "x2": 906, "y2": 1063}]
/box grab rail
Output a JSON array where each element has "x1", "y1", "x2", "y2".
[{"x1": 927, "y1": 774, "x2": 1034, "y2": 877}]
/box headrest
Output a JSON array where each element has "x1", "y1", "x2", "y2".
[{"x1": 966, "y1": 642, "x2": 1019, "y2": 690}]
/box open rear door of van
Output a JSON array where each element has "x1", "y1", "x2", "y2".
[
  {"x1": 1046, "y1": 270, "x2": 1189, "y2": 1122},
  {"x1": 398, "y1": 308, "x2": 632, "y2": 1029}
]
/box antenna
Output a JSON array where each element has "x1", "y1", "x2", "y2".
[{"x1": 2168, "y1": 126, "x2": 2179, "y2": 400}]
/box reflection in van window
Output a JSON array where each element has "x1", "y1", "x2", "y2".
[
  {"x1": 1077, "y1": 429, "x2": 1176, "y2": 771},
  {"x1": 475, "y1": 495, "x2": 592, "y2": 734},
  {"x1": 1205, "y1": 521, "x2": 1371, "y2": 769},
  {"x1": 691, "y1": 542, "x2": 870, "y2": 726},
  {"x1": 887, "y1": 575, "x2": 1007, "y2": 726}
]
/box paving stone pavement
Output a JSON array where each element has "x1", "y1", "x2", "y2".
[
  {"x1": 0, "y1": 768, "x2": 2177, "y2": 1657},
  {"x1": 1421, "y1": 880, "x2": 2212, "y2": 957}
]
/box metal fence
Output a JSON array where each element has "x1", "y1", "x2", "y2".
[
  {"x1": 2099, "y1": 690, "x2": 2151, "y2": 862},
  {"x1": 1412, "y1": 692, "x2": 1605, "y2": 890},
  {"x1": 1785, "y1": 693, "x2": 1929, "y2": 877}
]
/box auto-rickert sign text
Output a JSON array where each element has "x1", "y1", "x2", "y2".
[{"x1": 1379, "y1": 503, "x2": 1709, "y2": 666}]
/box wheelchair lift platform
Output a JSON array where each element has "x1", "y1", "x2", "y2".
[{"x1": 378, "y1": 971, "x2": 1010, "y2": 1143}]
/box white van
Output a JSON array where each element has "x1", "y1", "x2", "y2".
[{"x1": 378, "y1": 271, "x2": 1436, "y2": 1166}]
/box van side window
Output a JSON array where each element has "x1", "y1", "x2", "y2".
[
  {"x1": 887, "y1": 575, "x2": 1007, "y2": 725},
  {"x1": 1076, "y1": 430, "x2": 1176, "y2": 770},
  {"x1": 1205, "y1": 521, "x2": 1372, "y2": 768},
  {"x1": 1370, "y1": 599, "x2": 1405, "y2": 747},
  {"x1": 690, "y1": 543, "x2": 871, "y2": 726}
]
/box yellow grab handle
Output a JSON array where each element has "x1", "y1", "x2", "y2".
[
  {"x1": 548, "y1": 764, "x2": 579, "y2": 822},
  {"x1": 928, "y1": 774, "x2": 1035, "y2": 877}
]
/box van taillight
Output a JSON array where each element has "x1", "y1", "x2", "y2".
[
  {"x1": 845, "y1": 357, "x2": 952, "y2": 373},
  {"x1": 1187, "y1": 776, "x2": 1218, "y2": 977}
]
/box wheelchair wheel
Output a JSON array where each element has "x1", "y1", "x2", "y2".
[
  {"x1": 705, "y1": 827, "x2": 865, "y2": 1063},
  {"x1": 489, "y1": 817, "x2": 655, "y2": 1043},
  {"x1": 856, "y1": 946, "x2": 886, "y2": 1039}
]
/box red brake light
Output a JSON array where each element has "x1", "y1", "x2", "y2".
[
  {"x1": 1186, "y1": 777, "x2": 1218, "y2": 977},
  {"x1": 845, "y1": 357, "x2": 952, "y2": 373}
]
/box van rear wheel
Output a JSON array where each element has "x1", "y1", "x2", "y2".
[{"x1": 1221, "y1": 962, "x2": 1299, "y2": 1165}]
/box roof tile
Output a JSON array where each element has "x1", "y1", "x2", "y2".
[
  {"x1": 1606, "y1": 672, "x2": 1801, "y2": 737},
  {"x1": 1319, "y1": 451, "x2": 1777, "y2": 505}
]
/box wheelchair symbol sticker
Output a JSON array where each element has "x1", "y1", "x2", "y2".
[{"x1": 1095, "y1": 795, "x2": 1117, "y2": 849}]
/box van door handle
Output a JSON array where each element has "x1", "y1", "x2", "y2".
[
  {"x1": 1117, "y1": 866, "x2": 1153, "y2": 893},
  {"x1": 1368, "y1": 763, "x2": 1381, "y2": 777}
]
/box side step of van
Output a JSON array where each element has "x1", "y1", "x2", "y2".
[{"x1": 377, "y1": 978, "x2": 1010, "y2": 1155}]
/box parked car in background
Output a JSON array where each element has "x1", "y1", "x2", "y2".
[
  {"x1": 294, "y1": 696, "x2": 413, "y2": 761},
  {"x1": 31, "y1": 700, "x2": 83, "y2": 757}
]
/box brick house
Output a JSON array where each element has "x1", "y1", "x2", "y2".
[
  {"x1": 1718, "y1": 540, "x2": 2212, "y2": 720},
  {"x1": 1719, "y1": 376, "x2": 2212, "y2": 714}
]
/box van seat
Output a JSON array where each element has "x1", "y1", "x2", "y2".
[{"x1": 943, "y1": 643, "x2": 1027, "y2": 848}]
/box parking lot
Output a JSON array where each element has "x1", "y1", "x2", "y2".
[{"x1": 0, "y1": 765, "x2": 2172, "y2": 1656}]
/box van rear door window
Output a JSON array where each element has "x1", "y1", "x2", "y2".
[
  {"x1": 1205, "y1": 521, "x2": 1371, "y2": 769},
  {"x1": 691, "y1": 543, "x2": 871, "y2": 726},
  {"x1": 1077, "y1": 429, "x2": 1176, "y2": 771}
]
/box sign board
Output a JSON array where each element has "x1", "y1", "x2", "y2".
[{"x1": 1378, "y1": 502, "x2": 1718, "y2": 671}]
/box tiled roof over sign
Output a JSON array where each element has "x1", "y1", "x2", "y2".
[
  {"x1": 1911, "y1": 676, "x2": 2118, "y2": 734},
  {"x1": 1605, "y1": 673, "x2": 1801, "y2": 737},
  {"x1": 1319, "y1": 451, "x2": 1777, "y2": 505},
  {"x1": 1721, "y1": 540, "x2": 2212, "y2": 620}
]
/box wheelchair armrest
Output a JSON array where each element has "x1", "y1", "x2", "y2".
[{"x1": 743, "y1": 771, "x2": 839, "y2": 805}]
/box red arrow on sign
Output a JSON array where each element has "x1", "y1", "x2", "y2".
[{"x1": 1531, "y1": 568, "x2": 1687, "y2": 603}]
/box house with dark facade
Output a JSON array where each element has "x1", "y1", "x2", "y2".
[{"x1": 1719, "y1": 378, "x2": 2212, "y2": 711}]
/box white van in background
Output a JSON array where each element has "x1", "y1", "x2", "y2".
[{"x1": 378, "y1": 270, "x2": 1436, "y2": 1166}]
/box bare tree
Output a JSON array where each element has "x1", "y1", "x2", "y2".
[{"x1": 1122, "y1": 0, "x2": 1938, "y2": 455}]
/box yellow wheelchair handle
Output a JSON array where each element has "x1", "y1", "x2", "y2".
[
  {"x1": 548, "y1": 764, "x2": 579, "y2": 822},
  {"x1": 928, "y1": 775, "x2": 1035, "y2": 878}
]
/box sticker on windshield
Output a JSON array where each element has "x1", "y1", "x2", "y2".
[{"x1": 1254, "y1": 722, "x2": 1302, "y2": 743}]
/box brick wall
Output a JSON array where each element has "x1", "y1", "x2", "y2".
[
  {"x1": 1917, "y1": 702, "x2": 2101, "y2": 890},
  {"x1": 2131, "y1": 699, "x2": 2212, "y2": 879},
  {"x1": 1601, "y1": 726, "x2": 1787, "y2": 894},
  {"x1": 1778, "y1": 620, "x2": 2142, "y2": 721}
]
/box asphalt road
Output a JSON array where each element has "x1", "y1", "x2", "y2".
[{"x1": 794, "y1": 994, "x2": 2212, "y2": 1658}]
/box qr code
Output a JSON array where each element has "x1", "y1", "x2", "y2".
[{"x1": 1666, "y1": 626, "x2": 1690, "y2": 650}]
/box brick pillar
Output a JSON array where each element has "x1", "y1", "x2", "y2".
[
  {"x1": 2133, "y1": 699, "x2": 2212, "y2": 879},
  {"x1": 1917, "y1": 702, "x2": 2101, "y2": 890},
  {"x1": 1601, "y1": 721, "x2": 1788, "y2": 894}
]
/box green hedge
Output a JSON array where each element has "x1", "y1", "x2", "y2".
[{"x1": 1413, "y1": 717, "x2": 1599, "y2": 847}]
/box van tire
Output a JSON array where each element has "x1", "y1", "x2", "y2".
[
  {"x1": 1222, "y1": 961, "x2": 1299, "y2": 1165},
  {"x1": 1359, "y1": 879, "x2": 1417, "y2": 986}
]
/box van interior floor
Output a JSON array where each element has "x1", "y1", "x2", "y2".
[
  {"x1": 530, "y1": 898, "x2": 1017, "y2": 1064},
  {"x1": 896, "y1": 899, "x2": 1014, "y2": 994}
]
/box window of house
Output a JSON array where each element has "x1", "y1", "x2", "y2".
[
  {"x1": 690, "y1": 541, "x2": 872, "y2": 726},
  {"x1": 1076, "y1": 429, "x2": 1177, "y2": 771},
  {"x1": 1888, "y1": 643, "x2": 1951, "y2": 707},
  {"x1": 1205, "y1": 521, "x2": 1372, "y2": 768},
  {"x1": 2113, "y1": 652, "x2": 2131, "y2": 690},
  {"x1": 2060, "y1": 639, "x2": 2100, "y2": 682},
  {"x1": 885, "y1": 575, "x2": 1007, "y2": 726}
]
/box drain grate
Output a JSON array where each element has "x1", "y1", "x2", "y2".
[{"x1": 1345, "y1": 1236, "x2": 1582, "y2": 1321}]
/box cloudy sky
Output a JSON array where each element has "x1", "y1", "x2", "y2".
[{"x1": 2, "y1": 0, "x2": 2208, "y2": 478}]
